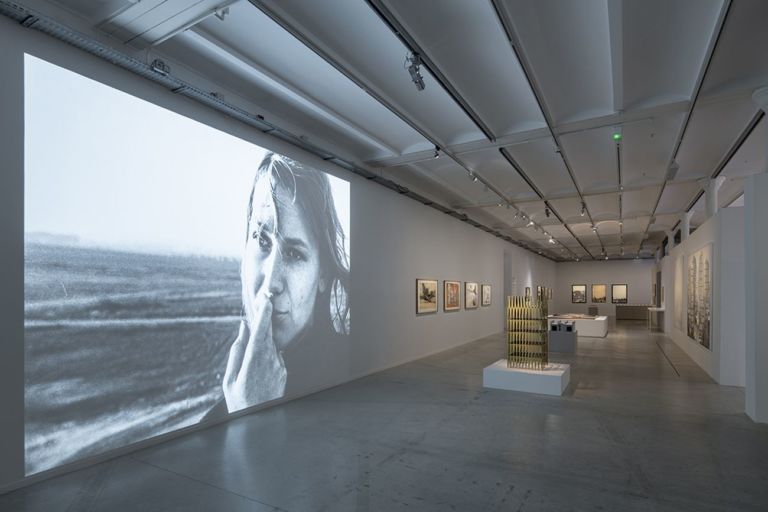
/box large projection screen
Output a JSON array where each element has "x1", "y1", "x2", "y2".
[{"x1": 24, "y1": 55, "x2": 350, "y2": 475}]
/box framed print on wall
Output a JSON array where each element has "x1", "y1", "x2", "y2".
[
  {"x1": 611, "y1": 284, "x2": 628, "y2": 304},
  {"x1": 481, "y1": 284, "x2": 491, "y2": 306},
  {"x1": 444, "y1": 280, "x2": 461, "y2": 312},
  {"x1": 591, "y1": 284, "x2": 607, "y2": 303},
  {"x1": 416, "y1": 279, "x2": 438, "y2": 315},
  {"x1": 465, "y1": 282, "x2": 479, "y2": 309},
  {"x1": 571, "y1": 284, "x2": 587, "y2": 303}
]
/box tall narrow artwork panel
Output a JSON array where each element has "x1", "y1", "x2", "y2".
[{"x1": 686, "y1": 245, "x2": 712, "y2": 349}]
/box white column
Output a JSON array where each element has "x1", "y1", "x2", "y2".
[
  {"x1": 681, "y1": 211, "x2": 693, "y2": 242},
  {"x1": 745, "y1": 86, "x2": 768, "y2": 423},
  {"x1": 702, "y1": 176, "x2": 725, "y2": 219},
  {"x1": 666, "y1": 230, "x2": 675, "y2": 254}
]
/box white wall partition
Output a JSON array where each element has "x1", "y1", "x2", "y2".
[{"x1": 659, "y1": 207, "x2": 745, "y2": 387}]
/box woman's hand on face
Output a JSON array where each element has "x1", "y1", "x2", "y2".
[{"x1": 223, "y1": 295, "x2": 287, "y2": 413}]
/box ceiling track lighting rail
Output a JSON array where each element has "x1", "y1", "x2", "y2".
[
  {"x1": 643, "y1": 0, "x2": 732, "y2": 252},
  {"x1": 499, "y1": 148, "x2": 589, "y2": 260},
  {"x1": 675, "y1": 109, "x2": 764, "y2": 229},
  {"x1": 490, "y1": 0, "x2": 604, "y2": 257},
  {"x1": 249, "y1": 0, "x2": 572, "y2": 260},
  {"x1": 364, "y1": 0, "x2": 495, "y2": 141},
  {"x1": 0, "y1": 0, "x2": 560, "y2": 262}
]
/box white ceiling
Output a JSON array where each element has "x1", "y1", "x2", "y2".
[{"x1": 16, "y1": 0, "x2": 768, "y2": 260}]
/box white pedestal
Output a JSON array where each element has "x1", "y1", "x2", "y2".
[
  {"x1": 548, "y1": 316, "x2": 608, "y2": 337},
  {"x1": 482, "y1": 359, "x2": 570, "y2": 396}
]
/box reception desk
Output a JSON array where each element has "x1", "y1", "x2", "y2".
[{"x1": 548, "y1": 314, "x2": 608, "y2": 338}]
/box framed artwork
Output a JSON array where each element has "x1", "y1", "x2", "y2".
[
  {"x1": 591, "y1": 284, "x2": 606, "y2": 303},
  {"x1": 416, "y1": 279, "x2": 438, "y2": 315},
  {"x1": 536, "y1": 285, "x2": 543, "y2": 299},
  {"x1": 465, "y1": 282, "x2": 479, "y2": 309},
  {"x1": 571, "y1": 284, "x2": 587, "y2": 303},
  {"x1": 444, "y1": 280, "x2": 460, "y2": 312},
  {"x1": 611, "y1": 284, "x2": 628, "y2": 304},
  {"x1": 481, "y1": 284, "x2": 491, "y2": 306},
  {"x1": 687, "y1": 245, "x2": 712, "y2": 350}
]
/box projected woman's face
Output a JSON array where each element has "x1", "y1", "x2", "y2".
[{"x1": 243, "y1": 178, "x2": 323, "y2": 350}]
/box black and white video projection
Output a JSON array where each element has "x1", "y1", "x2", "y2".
[{"x1": 24, "y1": 55, "x2": 350, "y2": 475}]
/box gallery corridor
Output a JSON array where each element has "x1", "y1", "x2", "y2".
[{"x1": 2, "y1": 322, "x2": 766, "y2": 512}]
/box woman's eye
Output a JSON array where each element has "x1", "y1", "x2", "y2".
[
  {"x1": 287, "y1": 247, "x2": 307, "y2": 262},
  {"x1": 254, "y1": 230, "x2": 272, "y2": 252}
]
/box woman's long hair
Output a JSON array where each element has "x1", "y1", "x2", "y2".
[{"x1": 244, "y1": 152, "x2": 350, "y2": 335}]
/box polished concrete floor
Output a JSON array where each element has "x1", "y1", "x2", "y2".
[{"x1": 3, "y1": 321, "x2": 767, "y2": 511}]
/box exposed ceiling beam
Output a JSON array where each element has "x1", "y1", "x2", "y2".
[
  {"x1": 364, "y1": 0, "x2": 496, "y2": 141},
  {"x1": 182, "y1": 28, "x2": 401, "y2": 156},
  {"x1": 607, "y1": 0, "x2": 623, "y2": 112},
  {"x1": 365, "y1": 98, "x2": 700, "y2": 168}
]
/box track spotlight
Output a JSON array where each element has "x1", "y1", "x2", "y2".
[
  {"x1": 527, "y1": 220, "x2": 535, "y2": 227},
  {"x1": 150, "y1": 58, "x2": 171, "y2": 76},
  {"x1": 433, "y1": 146, "x2": 440, "y2": 159},
  {"x1": 406, "y1": 52, "x2": 425, "y2": 91},
  {"x1": 548, "y1": 237, "x2": 556, "y2": 244},
  {"x1": 580, "y1": 202, "x2": 586, "y2": 216},
  {"x1": 472, "y1": 175, "x2": 478, "y2": 183},
  {"x1": 591, "y1": 225, "x2": 598, "y2": 232},
  {"x1": 545, "y1": 207, "x2": 551, "y2": 218}
]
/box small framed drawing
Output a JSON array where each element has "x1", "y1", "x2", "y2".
[
  {"x1": 465, "y1": 282, "x2": 479, "y2": 309},
  {"x1": 444, "y1": 280, "x2": 461, "y2": 312},
  {"x1": 481, "y1": 284, "x2": 491, "y2": 306},
  {"x1": 416, "y1": 279, "x2": 438, "y2": 314},
  {"x1": 591, "y1": 284, "x2": 607, "y2": 303},
  {"x1": 612, "y1": 284, "x2": 628, "y2": 304},
  {"x1": 571, "y1": 284, "x2": 587, "y2": 303}
]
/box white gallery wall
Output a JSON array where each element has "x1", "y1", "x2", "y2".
[
  {"x1": 659, "y1": 207, "x2": 745, "y2": 387},
  {"x1": 0, "y1": 17, "x2": 555, "y2": 490},
  {"x1": 552, "y1": 260, "x2": 655, "y2": 317}
]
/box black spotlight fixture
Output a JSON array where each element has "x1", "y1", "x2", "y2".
[{"x1": 406, "y1": 52, "x2": 425, "y2": 91}]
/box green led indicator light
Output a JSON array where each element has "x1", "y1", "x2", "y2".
[{"x1": 613, "y1": 133, "x2": 622, "y2": 141}]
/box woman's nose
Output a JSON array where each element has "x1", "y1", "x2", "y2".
[{"x1": 261, "y1": 247, "x2": 285, "y2": 296}]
